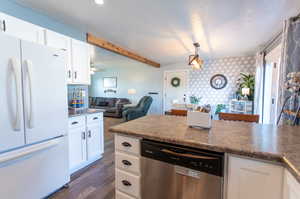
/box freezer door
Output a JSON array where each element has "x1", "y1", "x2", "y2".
[
  {"x1": 0, "y1": 136, "x2": 70, "y2": 199},
  {"x1": 21, "y1": 40, "x2": 68, "y2": 144},
  {"x1": 0, "y1": 33, "x2": 25, "y2": 152}
]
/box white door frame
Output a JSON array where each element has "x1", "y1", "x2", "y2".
[{"x1": 163, "y1": 69, "x2": 190, "y2": 113}]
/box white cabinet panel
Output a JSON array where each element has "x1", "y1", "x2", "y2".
[
  {"x1": 0, "y1": 33, "x2": 25, "y2": 152},
  {"x1": 44, "y1": 30, "x2": 72, "y2": 83},
  {"x1": 68, "y1": 126, "x2": 87, "y2": 172},
  {"x1": 87, "y1": 122, "x2": 104, "y2": 161},
  {"x1": 283, "y1": 169, "x2": 300, "y2": 199},
  {"x1": 227, "y1": 156, "x2": 283, "y2": 199},
  {"x1": 0, "y1": 13, "x2": 44, "y2": 44},
  {"x1": 71, "y1": 39, "x2": 90, "y2": 85}
]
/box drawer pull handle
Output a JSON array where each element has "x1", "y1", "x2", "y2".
[
  {"x1": 93, "y1": 117, "x2": 98, "y2": 120},
  {"x1": 122, "y1": 160, "x2": 132, "y2": 166},
  {"x1": 122, "y1": 142, "x2": 132, "y2": 147},
  {"x1": 82, "y1": 132, "x2": 86, "y2": 140},
  {"x1": 122, "y1": 180, "x2": 131, "y2": 186},
  {"x1": 71, "y1": 121, "x2": 78, "y2": 125}
]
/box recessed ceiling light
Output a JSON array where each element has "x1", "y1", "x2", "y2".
[{"x1": 94, "y1": 0, "x2": 104, "y2": 5}]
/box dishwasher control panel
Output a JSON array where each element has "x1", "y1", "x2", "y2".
[{"x1": 141, "y1": 139, "x2": 224, "y2": 177}]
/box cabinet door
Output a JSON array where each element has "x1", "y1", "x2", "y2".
[
  {"x1": 44, "y1": 30, "x2": 72, "y2": 83},
  {"x1": 0, "y1": 13, "x2": 44, "y2": 44},
  {"x1": 283, "y1": 169, "x2": 300, "y2": 199},
  {"x1": 87, "y1": 123, "x2": 104, "y2": 160},
  {"x1": 68, "y1": 126, "x2": 87, "y2": 172},
  {"x1": 71, "y1": 39, "x2": 90, "y2": 85},
  {"x1": 227, "y1": 156, "x2": 283, "y2": 199}
]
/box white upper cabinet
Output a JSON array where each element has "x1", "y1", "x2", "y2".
[
  {"x1": 44, "y1": 30, "x2": 72, "y2": 83},
  {"x1": 0, "y1": 12, "x2": 91, "y2": 85},
  {"x1": 283, "y1": 169, "x2": 300, "y2": 199},
  {"x1": 0, "y1": 13, "x2": 44, "y2": 44},
  {"x1": 71, "y1": 39, "x2": 91, "y2": 85},
  {"x1": 227, "y1": 156, "x2": 284, "y2": 199}
]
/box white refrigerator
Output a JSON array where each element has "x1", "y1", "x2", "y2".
[{"x1": 0, "y1": 33, "x2": 69, "y2": 198}]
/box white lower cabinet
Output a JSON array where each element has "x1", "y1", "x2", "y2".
[
  {"x1": 68, "y1": 113, "x2": 104, "y2": 173},
  {"x1": 87, "y1": 122, "x2": 104, "y2": 161},
  {"x1": 227, "y1": 155, "x2": 284, "y2": 199},
  {"x1": 115, "y1": 134, "x2": 141, "y2": 199},
  {"x1": 283, "y1": 169, "x2": 300, "y2": 199},
  {"x1": 68, "y1": 125, "x2": 87, "y2": 171}
]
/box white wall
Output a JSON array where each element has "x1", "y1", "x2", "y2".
[{"x1": 89, "y1": 63, "x2": 163, "y2": 114}]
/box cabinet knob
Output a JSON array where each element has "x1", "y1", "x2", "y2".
[
  {"x1": 93, "y1": 117, "x2": 98, "y2": 120},
  {"x1": 82, "y1": 132, "x2": 86, "y2": 140},
  {"x1": 68, "y1": 70, "x2": 71, "y2": 78},
  {"x1": 2, "y1": 20, "x2": 6, "y2": 32},
  {"x1": 122, "y1": 160, "x2": 132, "y2": 166},
  {"x1": 88, "y1": 130, "x2": 92, "y2": 138},
  {"x1": 74, "y1": 71, "x2": 77, "y2": 79},
  {"x1": 121, "y1": 180, "x2": 131, "y2": 187},
  {"x1": 122, "y1": 142, "x2": 131, "y2": 147},
  {"x1": 71, "y1": 121, "x2": 78, "y2": 125}
]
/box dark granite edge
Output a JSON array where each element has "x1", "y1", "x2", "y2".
[
  {"x1": 109, "y1": 127, "x2": 300, "y2": 183},
  {"x1": 68, "y1": 108, "x2": 105, "y2": 118}
]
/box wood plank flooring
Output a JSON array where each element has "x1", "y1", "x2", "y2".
[{"x1": 49, "y1": 117, "x2": 123, "y2": 199}]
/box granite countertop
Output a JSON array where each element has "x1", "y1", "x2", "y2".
[
  {"x1": 68, "y1": 108, "x2": 105, "y2": 117},
  {"x1": 109, "y1": 115, "x2": 300, "y2": 183}
]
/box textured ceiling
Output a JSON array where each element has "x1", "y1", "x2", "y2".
[{"x1": 14, "y1": 0, "x2": 300, "y2": 65}]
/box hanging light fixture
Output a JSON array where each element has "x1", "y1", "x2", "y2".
[{"x1": 188, "y1": 43, "x2": 204, "y2": 70}]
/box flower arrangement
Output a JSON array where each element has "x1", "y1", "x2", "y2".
[{"x1": 285, "y1": 72, "x2": 300, "y2": 94}]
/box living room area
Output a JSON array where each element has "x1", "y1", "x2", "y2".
[{"x1": 86, "y1": 44, "x2": 163, "y2": 141}]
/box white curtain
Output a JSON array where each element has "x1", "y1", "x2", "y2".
[
  {"x1": 254, "y1": 52, "x2": 264, "y2": 123},
  {"x1": 277, "y1": 20, "x2": 290, "y2": 123}
]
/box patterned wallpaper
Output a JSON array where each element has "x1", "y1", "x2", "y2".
[{"x1": 189, "y1": 56, "x2": 256, "y2": 105}]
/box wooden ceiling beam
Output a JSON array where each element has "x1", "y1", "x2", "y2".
[{"x1": 87, "y1": 33, "x2": 160, "y2": 68}]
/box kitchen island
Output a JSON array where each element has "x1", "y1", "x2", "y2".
[{"x1": 110, "y1": 115, "x2": 300, "y2": 199}]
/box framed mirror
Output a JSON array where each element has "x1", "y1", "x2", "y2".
[{"x1": 103, "y1": 77, "x2": 117, "y2": 88}]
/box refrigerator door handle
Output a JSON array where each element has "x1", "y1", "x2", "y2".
[
  {"x1": 24, "y1": 60, "x2": 34, "y2": 129},
  {"x1": 0, "y1": 138, "x2": 61, "y2": 164},
  {"x1": 9, "y1": 58, "x2": 21, "y2": 131}
]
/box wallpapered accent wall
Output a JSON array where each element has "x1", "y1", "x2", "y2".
[{"x1": 189, "y1": 56, "x2": 256, "y2": 105}]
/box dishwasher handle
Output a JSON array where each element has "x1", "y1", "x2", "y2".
[{"x1": 161, "y1": 149, "x2": 218, "y2": 160}]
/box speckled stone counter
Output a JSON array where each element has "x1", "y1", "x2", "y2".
[
  {"x1": 109, "y1": 115, "x2": 300, "y2": 182},
  {"x1": 68, "y1": 108, "x2": 105, "y2": 117}
]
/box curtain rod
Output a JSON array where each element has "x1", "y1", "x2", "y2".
[
  {"x1": 292, "y1": 12, "x2": 300, "y2": 21},
  {"x1": 260, "y1": 31, "x2": 282, "y2": 54}
]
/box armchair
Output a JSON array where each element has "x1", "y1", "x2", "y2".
[{"x1": 122, "y1": 96, "x2": 153, "y2": 121}]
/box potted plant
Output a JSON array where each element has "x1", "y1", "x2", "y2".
[{"x1": 236, "y1": 73, "x2": 255, "y2": 101}]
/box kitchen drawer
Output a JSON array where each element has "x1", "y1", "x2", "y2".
[
  {"x1": 116, "y1": 169, "x2": 140, "y2": 198},
  {"x1": 87, "y1": 113, "x2": 103, "y2": 125},
  {"x1": 68, "y1": 116, "x2": 85, "y2": 129},
  {"x1": 116, "y1": 152, "x2": 140, "y2": 175},
  {"x1": 116, "y1": 190, "x2": 136, "y2": 199},
  {"x1": 115, "y1": 134, "x2": 140, "y2": 156}
]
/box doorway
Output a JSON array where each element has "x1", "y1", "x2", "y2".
[
  {"x1": 263, "y1": 45, "x2": 281, "y2": 124},
  {"x1": 163, "y1": 70, "x2": 189, "y2": 113}
]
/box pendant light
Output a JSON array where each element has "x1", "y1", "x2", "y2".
[{"x1": 188, "y1": 43, "x2": 204, "y2": 70}]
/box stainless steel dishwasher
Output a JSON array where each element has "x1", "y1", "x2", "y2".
[{"x1": 141, "y1": 139, "x2": 224, "y2": 199}]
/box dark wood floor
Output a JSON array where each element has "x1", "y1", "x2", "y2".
[{"x1": 49, "y1": 117, "x2": 123, "y2": 199}]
